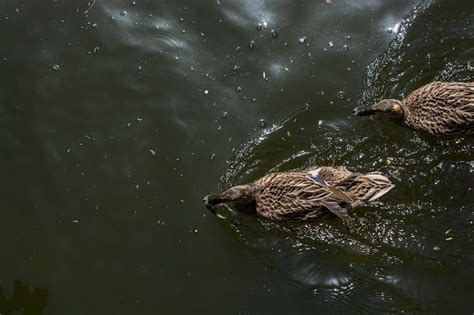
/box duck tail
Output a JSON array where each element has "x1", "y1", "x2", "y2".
[{"x1": 354, "y1": 172, "x2": 395, "y2": 202}]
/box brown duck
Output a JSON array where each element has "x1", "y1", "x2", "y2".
[
  {"x1": 204, "y1": 166, "x2": 394, "y2": 223},
  {"x1": 353, "y1": 82, "x2": 474, "y2": 135}
]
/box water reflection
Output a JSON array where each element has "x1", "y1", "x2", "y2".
[
  {"x1": 0, "y1": 281, "x2": 48, "y2": 315},
  {"x1": 219, "y1": 0, "x2": 474, "y2": 312}
]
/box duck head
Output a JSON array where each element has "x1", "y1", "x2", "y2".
[
  {"x1": 353, "y1": 99, "x2": 404, "y2": 120},
  {"x1": 204, "y1": 184, "x2": 255, "y2": 215}
]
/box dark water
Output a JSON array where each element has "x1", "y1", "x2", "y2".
[{"x1": 0, "y1": 0, "x2": 473, "y2": 314}]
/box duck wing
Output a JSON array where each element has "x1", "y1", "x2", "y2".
[
  {"x1": 307, "y1": 174, "x2": 353, "y2": 203},
  {"x1": 404, "y1": 82, "x2": 474, "y2": 134},
  {"x1": 342, "y1": 172, "x2": 395, "y2": 202},
  {"x1": 253, "y1": 172, "x2": 348, "y2": 221}
]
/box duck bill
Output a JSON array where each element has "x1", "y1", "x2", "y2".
[
  {"x1": 204, "y1": 194, "x2": 229, "y2": 220},
  {"x1": 353, "y1": 105, "x2": 375, "y2": 116}
]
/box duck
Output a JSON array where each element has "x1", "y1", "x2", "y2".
[
  {"x1": 203, "y1": 166, "x2": 394, "y2": 223},
  {"x1": 353, "y1": 81, "x2": 474, "y2": 135}
]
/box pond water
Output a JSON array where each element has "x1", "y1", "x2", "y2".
[{"x1": 0, "y1": 0, "x2": 473, "y2": 314}]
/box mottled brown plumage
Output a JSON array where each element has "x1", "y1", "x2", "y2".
[
  {"x1": 354, "y1": 82, "x2": 474, "y2": 135},
  {"x1": 204, "y1": 166, "x2": 394, "y2": 222}
]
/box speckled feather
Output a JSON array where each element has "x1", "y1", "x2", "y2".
[
  {"x1": 227, "y1": 166, "x2": 394, "y2": 222},
  {"x1": 401, "y1": 82, "x2": 474, "y2": 135}
]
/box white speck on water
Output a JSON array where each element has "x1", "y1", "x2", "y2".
[
  {"x1": 52, "y1": 64, "x2": 60, "y2": 71},
  {"x1": 298, "y1": 36, "x2": 306, "y2": 44},
  {"x1": 204, "y1": 89, "x2": 209, "y2": 95},
  {"x1": 149, "y1": 149, "x2": 156, "y2": 156},
  {"x1": 210, "y1": 153, "x2": 216, "y2": 160},
  {"x1": 72, "y1": 220, "x2": 79, "y2": 223},
  {"x1": 136, "y1": 117, "x2": 142, "y2": 121},
  {"x1": 329, "y1": 41, "x2": 334, "y2": 47},
  {"x1": 337, "y1": 90, "x2": 346, "y2": 99}
]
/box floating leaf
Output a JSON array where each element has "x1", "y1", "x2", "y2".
[
  {"x1": 444, "y1": 229, "x2": 452, "y2": 235},
  {"x1": 445, "y1": 237, "x2": 453, "y2": 241}
]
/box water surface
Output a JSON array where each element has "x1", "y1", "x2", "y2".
[{"x1": 0, "y1": 0, "x2": 473, "y2": 313}]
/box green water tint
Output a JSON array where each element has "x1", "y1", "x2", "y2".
[
  {"x1": 221, "y1": 1, "x2": 474, "y2": 313},
  {"x1": 0, "y1": 0, "x2": 472, "y2": 313}
]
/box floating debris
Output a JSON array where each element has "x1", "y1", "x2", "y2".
[
  {"x1": 445, "y1": 237, "x2": 453, "y2": 241},
  {"x1": 235, "y1": 86, "x2": 242, "y2": 92},
  {"x1": 52, "y1": 64, "x2": 60, "y2": 71},
  {"x1": 248, "y1": 40, "x2": 256, "y2": 49},
  {"x1": 258, "y1": 118, "x2": 267, "y2": 128},
  {"x1": 149, "y1": 149, "x2": 156, "y2": 156},
  {"x1": 271, "y1": 30, "x2": 278, "y2": 38},
  {"x1": 204, "y1": 89, "x2": 209, "y2": 95},
  {"x1": 120, "y1": 10, "x2": 127, "y2": 16},
  {"x1": 221, "y1": 111, "x2": 228, "y2": 118},
  {"x1": 298, "y1": 36, "x2": 306, "y2": 44}
]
